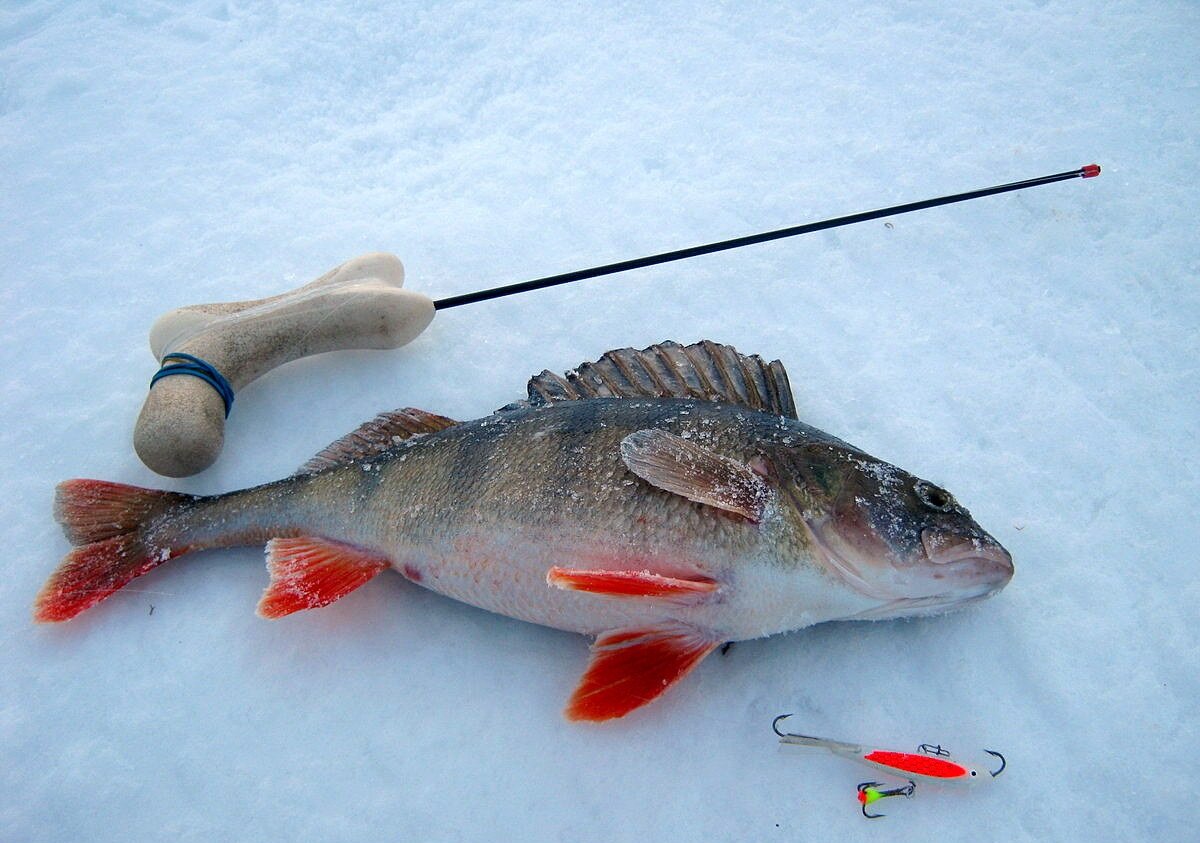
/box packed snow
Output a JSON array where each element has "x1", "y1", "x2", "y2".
[{"x1": 2, "y1": 1, "x2": 1197, "y2": 840}]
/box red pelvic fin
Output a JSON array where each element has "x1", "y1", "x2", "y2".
[
  {"x1": 547, "y1": 567, "x2": 717, "y2": 601},
  {"x1": 566, "y1": 625, "x2": 720, "y2": 722},
  {"x1": 35, "y1": 480, "x2": 191, "y2": 623},
  {"x1": 257, "y1": 537, "x2": 391, "y2": 619}
]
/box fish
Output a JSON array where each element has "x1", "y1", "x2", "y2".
[{"x1": 34, "y1": 340, "x2": 1014, "y2": 722}]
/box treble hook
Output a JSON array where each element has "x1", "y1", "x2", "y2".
[
  {"x1": 984, "y1": 749, "x2": 1006, "y2": 777},
  {"x1": 857, "y1": 780, "x2": 915, "y2": 819}
]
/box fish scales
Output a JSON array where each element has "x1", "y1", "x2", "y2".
[{"x1": 341, "y1": 400, "x2": 823, "y2": 635}]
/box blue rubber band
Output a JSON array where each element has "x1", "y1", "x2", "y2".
[{"x1": 150, "y1": 352, "x2": 235, "y2": 418}]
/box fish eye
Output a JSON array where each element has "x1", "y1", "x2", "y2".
[
  {"x1": 916, "y1": 481, "x2": 954, "y2": 512},
  {"x1": 970, "y1": 770, "x2": 977, "y2": 777}
]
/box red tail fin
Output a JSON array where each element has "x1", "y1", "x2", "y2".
[
  {"x1": 35, "y1": 480, "x2": 191, "y2": 623},
  {"x1": 53, "y1": 479, "x2": 192, "y2": 544}
]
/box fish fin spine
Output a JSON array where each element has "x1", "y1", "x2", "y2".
[
  {"x1": 257, "y1": 536, "x2": 391, "y2": 618},
  {"x1": 517, "y1": 341, "x2": 797, "y2": 418},
  {"x1": 565, "y1": 624, "x2": 720, "y2": 722},
  {"x1": 547, "y1": 567, "x2": 717, "y2": 602},
  {"x1": 35, "y1": 480, "x2": 194, "y2": 623}
]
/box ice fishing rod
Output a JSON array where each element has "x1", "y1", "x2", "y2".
[
  {"x1": 433, "y1": 163, "x2": 1101, "y2": 309},
  {"x1": 134, "y1": 163, "x2": 1100, "y2": 477}
]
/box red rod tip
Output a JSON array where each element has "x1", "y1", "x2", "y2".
[{"x1": 1081, "y1": 164, "x2": 1101, "y2": 178}]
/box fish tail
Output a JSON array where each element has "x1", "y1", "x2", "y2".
[{"x1": 34, "y1": 479, "x2": 201, "y2": 622}]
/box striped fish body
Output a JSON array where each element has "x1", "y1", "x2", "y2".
[{"x1": 224, "y1": 398, "x2": 856, "y2": 639}]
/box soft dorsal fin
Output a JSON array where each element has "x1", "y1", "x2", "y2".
[
  {"x1": 520, "y1": 341, "x2": 796, "y2": 418},
  {"x1": 296, "y1": 408, "x2": 457, "y2": 475}
]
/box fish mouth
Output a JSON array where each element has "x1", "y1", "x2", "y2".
[
  {"x1": 858, "y1": 528, "x2": 1013, "y2": 619},
  {"x1": 805, "y1": 518, "x2": 1014, "y2": 616},
  {"x1": 920, "y1": 528, "x2": 1014, "y2": 592}
]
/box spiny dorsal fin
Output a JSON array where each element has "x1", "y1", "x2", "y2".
[
  {"x1": 296, "y1": 408, "x2": 457, "y2": 475},
  {"x1": 521, "y1": 341, "x2": 796, "y2": 418}
]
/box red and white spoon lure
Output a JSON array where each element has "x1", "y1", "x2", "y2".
[{"x1": 773, "y1": 714, "x2": 1005, "y2": 816}]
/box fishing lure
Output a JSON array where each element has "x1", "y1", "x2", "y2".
[{"x1": 773, "y1": 714, "x2": 1006, "y2": 818}]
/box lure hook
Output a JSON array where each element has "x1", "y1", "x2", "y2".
[
  {"x1": 858, "y1": 782, "x2": 885, "y2": 820},
  {"x1": 772, "y1": 713, "x2": 794, "y2": 738},
  {"x1": 857, "y1": 780, "x2": 915, "y2": 819},
  {"x1": 984, "y1": 749, "x2": 1006, "y2": 777}
]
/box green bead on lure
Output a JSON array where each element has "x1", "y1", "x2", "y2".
[{"x1": 856, "y1": 781, "x2": 915, "y2": 819}]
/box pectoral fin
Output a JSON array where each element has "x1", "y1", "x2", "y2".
[
  {"x1": 567, "y1": 624, "x2": 721, "y2": 722},
  {"x1": 620, "y1": 429, "x2": 771, "y2": 522}
]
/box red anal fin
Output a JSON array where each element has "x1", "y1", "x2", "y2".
[
  {"x1": 547, "y1": 567, "x2": 717, "y2": 602},
  {"x1": 257, "y1": 537, "x2": 391, "y2": 619},
  {"x1": 566, "y1": 625, "x2": 720, "y2": 722}
]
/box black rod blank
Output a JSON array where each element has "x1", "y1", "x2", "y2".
[{"x1": 433, "y1": 164, "x2": 1100, "y2": 310}]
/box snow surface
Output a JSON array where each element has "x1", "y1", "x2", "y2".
[{"x1": 2, "y1": 1, "x2": 1197, "y2": 840}]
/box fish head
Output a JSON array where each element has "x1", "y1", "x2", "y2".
[{"x1": 781, "y1": 442, "x2": 1013, "y2": 619}]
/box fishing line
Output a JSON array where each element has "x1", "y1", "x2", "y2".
[{"x1": 433, "y1": 164, "x2": 1101, "y2": 310}]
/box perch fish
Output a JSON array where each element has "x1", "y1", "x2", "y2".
[{"x1": 35, "y1": 341, "x2": 1013, "y2": 721}]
